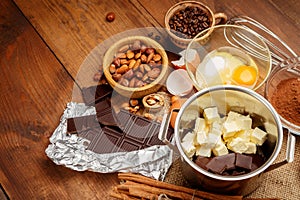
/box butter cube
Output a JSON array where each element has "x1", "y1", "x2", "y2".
[
  {"x1": 182, "y1": 132, "x2": 195, "y2": 142},
  {"x1": 244, "y1": 142, "x2": 257, "y2": 154},
  {"x1": 222, "y1": 121, "x2": 241, "y2": 138},
  {"x1": 210, "y1": 121, "x2": 222, "y2": 137},
  {"x1": 206, "y1": 133, "x2": 220, "y2": 148},
  {"x1": 238, "y1": 115, "x2": 252, "y2": 130},
  {"x1": 235, "y1": 129, "x2": 252, "y2": 142},
  {"x1": 227, "y1": 111, "x2": 242, "y2": 121},
  {"x1": 194, "y1": 117, "x2": 207, "y2": 133},
  {"x1": 182, "y1": 140, "x2": 196, "y2": 158},
  {"x1": 196, "y1": 145, "x2": 211, "y2": 157},
  {"x1": 212, "y1": 141, "x2": 229, "y2": 156},
  {"x1": 227, "y1": 137, "x2": 248, "y2": 154},
  {"x1": 181, "y1": 132, "x2": 196, "y2": 157},
  {"x1": 250, "y1": 127, "x2": 268, "y2": 145},
  {"x1": 223, "y1": 135, "x2": 234, "y2": 143},
  {"x1": 196, "y1": 130, "x2": 207, "y2": 145},
  {"x1": 203, "y1": 107, "x2": 220, "y2": 124}
]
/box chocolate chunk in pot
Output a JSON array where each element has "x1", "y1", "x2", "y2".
[
  {"x1": 206, "y1": 157, "x2": 227, "y2": 174},
  {"x1": 236, "y1": 153, "x2": 253, "y2": 170},
  {"x1": 194, "y1": 156, "x2": 211, "y2": 170}
]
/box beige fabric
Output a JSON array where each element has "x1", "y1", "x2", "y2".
[{"x1": 164, "y1": 129, "x2": 300, "y2": 200}]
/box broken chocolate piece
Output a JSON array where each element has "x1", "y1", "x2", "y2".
[
  {"x1": 236, "y1": 153, "x2": 252, "y2": 170},
  {"x1": 205, "y1": 153, "x2": 236, "y2": 174},
  {"x1": 195, "y1": 152, "x2": 265, "y2": 176},
  {"x1": 206, "y1": 158, "x2": 226, "y2": 174},
  {"x1": 82, "y1": 84, "x2": 113, "y2": 106},
  {"x1": 95, "y1": 97, "x2": 117, "y2": 126},
  {"x1": 67, "y1": 115, "x2": 100, "y2": 134},
  {"x1": 194, "y1": 156, "x2": 211, "y2": 170},
  {"x1": 223, "y1": 153, "x2": 236, "y2": 171}
]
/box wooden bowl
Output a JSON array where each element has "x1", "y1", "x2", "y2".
[{"x1": 103, "y1": 36, "x2": 169, "y2": 98}]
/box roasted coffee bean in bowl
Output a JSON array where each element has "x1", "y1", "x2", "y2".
[
  {"x1": 103, "y1": 36, "x2": 169, "y2": 98},
  {"x1": 164, "y1": 1, "x2": 227, "y2": 48}
]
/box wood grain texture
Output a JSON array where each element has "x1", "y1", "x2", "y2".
[
  {"x1": 138, "y1": 0, "x2": 299, "y2": 55},
  {"x1": 13, "y1": 0, "x2": 162, "y2": 85},
  {"x1": 1, "y1": 0, "x2": 299, "y2": 199},
  {"x1": 0, "y1": 0, "x2": 117, "y2": 199}
]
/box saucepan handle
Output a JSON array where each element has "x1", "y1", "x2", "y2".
[
  {"x1": 265, "y1": 129, "x2": 296, "y2": 172},
  {"x1": 286, "y1": 130, "x2": 296, "y2": 162},
  {"x1": 158, "y1": 108, "x2": 180, "y2": 152}
]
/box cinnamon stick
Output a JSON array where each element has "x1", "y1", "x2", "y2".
[
  {"x1": 118, "y1": 182, "x2": 203, "y2": 200},
  {"x1": 110, "y1": 186, "x2": 141, "y2": 200},
  {"x1": 118, "y1": 173, "x2": 243, "y2": 200}
]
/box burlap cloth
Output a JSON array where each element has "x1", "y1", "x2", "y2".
[{"x1": 164, "y1": 128, "x2": 300, "y2": 200}]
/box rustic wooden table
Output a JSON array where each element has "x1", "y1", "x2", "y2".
[{"x1": 0, "y1": 0, "x2": 299, "y2": 199}]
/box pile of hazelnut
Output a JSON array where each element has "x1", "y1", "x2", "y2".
[
  {"x1": 120, "y1": 91, "x2": 170, "y2": 123},
  {"x1": 109, "y1": 40, "x2": 163, "y2": 88}
]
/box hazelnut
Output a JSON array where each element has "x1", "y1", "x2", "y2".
[
  {"x1": 106, "y1": 12, "x2": 115, "y2": 22},
  {"x1": 93, "y1": 71, "x2": 102, "y2": 82},
  {"x1": 129, "y1": 99, "x2": 139, "y2": 107}
]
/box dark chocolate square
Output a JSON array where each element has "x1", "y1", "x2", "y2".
[
  {"x1": 86, "y1": 127, "x2": 120, "y2": 153},
  {"x1": 195, "y1": 156, "x2": 212, "y2": 170},
  {"x1": 67, "y1": 115, "x2": 100, "y2": 134},
  {"x1": 206, "y1": 157, "x2": 227, "y2": 174},
  {"x1": 236, "y1": 153, "x2": 253, "y2": 170}
]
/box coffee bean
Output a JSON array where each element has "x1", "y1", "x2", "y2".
[{"x1": 168, "y1": 6, "x2": 211, "y2": 39}]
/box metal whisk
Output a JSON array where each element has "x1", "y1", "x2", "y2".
[
  {"x1": 227, "y1": 15, "x2": 298, "y2": 67},
  {"x1": 228, "y1": 16, "x2": 300, "y2": 164}
]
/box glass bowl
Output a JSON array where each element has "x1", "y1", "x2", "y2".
[
  {"x1": 265, "y1": 58, "x2": 300, "y2": 134},
  {"x1": 185, "y1": 24, "x2": 272, "y2": 91}
]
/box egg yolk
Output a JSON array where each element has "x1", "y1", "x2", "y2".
[{"x1": 232, "y1": 65, "x2": 258, "y2": 86}]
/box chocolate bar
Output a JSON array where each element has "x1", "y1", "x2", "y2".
[
  {"x1": 67, "y1": 115, "x2": 100, "y2": 134},
  {"x1": 81, "y1": 84, "x2": 117, "y2": 126},
  {"x1": 88, "y1": 109, "x2": 173, "y2": 153},
  {"x1": 82, "y1": 84, "x2": 113, "y2": 106},
  {"x1": 95, "y1": 97, "x2": 117, "y2": 126},
  {"x1": 67, "y1": 109, "x2": 173, "y2": 153}
]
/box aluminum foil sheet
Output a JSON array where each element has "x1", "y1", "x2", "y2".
[{"x1": 45, "y1": 102, "x2": 173, "y2": 180}]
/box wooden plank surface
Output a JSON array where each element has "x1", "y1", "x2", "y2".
[
  {"x1": 13, "y1": 0, "x2": 299, "y2": 88},
  {"x1": 12, "y1": 0, "x2": 162, "y2": 84},
  {"x1": 1, "y1": 0, "x2": 299, "y2": 199},
  {"x1": 137, "y1": 0, "x2": 299, "y2": 55},
  {"x1": 0, "y1": 0, "x2": 117, "y2": 199}
]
